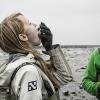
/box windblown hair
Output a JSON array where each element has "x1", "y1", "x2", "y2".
[{"x1": 0, "y1": 13, "x2": 60, "y2": 89}]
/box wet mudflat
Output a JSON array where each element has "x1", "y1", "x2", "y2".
[{"x1": 59, "y1": 47, "x2": 97, "y2": 100}]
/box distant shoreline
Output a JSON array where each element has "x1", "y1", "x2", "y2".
[
  {"x1": 60, "y1": 45, "x2": 100, "y2": 48},
  {"x1": 38, "y1": 45, "x2": 100, "y2": 48}
]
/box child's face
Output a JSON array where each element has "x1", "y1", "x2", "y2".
[{"x1": 18, "y1": 15, "x2": 41, "y2": 46}]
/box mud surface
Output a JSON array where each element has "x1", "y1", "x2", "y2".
[{"x1": 59, "y1": 48, "x2": 97, "y2": 100}]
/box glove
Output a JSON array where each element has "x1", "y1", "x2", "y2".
[{"x1": 39, "y1": 22, "x2": 53, "y2": 51}]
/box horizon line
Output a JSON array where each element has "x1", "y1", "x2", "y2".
[
  {"x1": 38, "y1": 45, "x2": 100, "y2": 48},
  {"x1": 60, "y1": 45, "x2": 100, "y2": 48}
]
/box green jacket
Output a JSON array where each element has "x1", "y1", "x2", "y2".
[{"x1": 82, "y1": 48, "x2": 100, "y2": 96}]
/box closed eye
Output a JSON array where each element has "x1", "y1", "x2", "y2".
[
  {"x1": 29, "y1": 21, "x2": 32, "y2": 25},
  {"x1": 28, "y1": 20, "x2": 37, "y2": 27},
  {"x1": 28, "y1": 20, "x2": 31, "y2": 25}
]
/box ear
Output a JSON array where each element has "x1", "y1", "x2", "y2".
[{"x1": 19, "y1": 34, "x2": 28, "y2": 41}]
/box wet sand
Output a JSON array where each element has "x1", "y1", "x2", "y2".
[{"x1": 59, "y1": 47, "x2": 97, "y2": 100}]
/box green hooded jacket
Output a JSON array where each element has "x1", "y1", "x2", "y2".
[{"x1": 82, "y1": 48, "x2": 100, "y2": 96}]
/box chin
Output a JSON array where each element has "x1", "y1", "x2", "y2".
[{"x1": 34, "y1": 41, "x2": 41, "y2": 46}]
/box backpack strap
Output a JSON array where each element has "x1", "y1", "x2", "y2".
[
  {"x1": 9, "y1": 62, "x2": 34, "y2": 87},
  {"x1": 9, "y1": 62, "x2": 54, "y2": 97}
]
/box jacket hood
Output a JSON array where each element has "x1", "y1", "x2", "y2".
[
  {"x1": 0, "y1": 52, "x2": 35, "y2": 86},
  {"x1": 0, "y1": 49, "x2": 9, "y2": 74}
]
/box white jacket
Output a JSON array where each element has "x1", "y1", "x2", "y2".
[{"x1": 0, "y1": 45, "x2": 73, "y2": 100}]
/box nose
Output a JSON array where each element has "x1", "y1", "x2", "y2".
[{"x1": 31, "y1": 22, "x2": 37, "y2": 27}]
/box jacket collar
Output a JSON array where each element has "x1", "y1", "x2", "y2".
[{"x1": 8, "y1": 53, "x2": 27, "y2": 63}]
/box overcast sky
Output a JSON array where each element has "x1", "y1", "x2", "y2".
[{"x1": 0, "y1": 0, "x2": 100, "y2": 45}]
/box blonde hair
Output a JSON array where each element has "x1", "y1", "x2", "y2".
[{"x1": 0, "y1": 12, "x2": 60, "y2": 89}]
